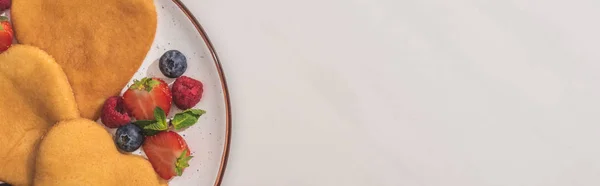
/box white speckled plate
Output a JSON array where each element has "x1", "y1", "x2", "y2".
[{"x1": 110, "y1": 0, "x2": 231, "y2": 185}]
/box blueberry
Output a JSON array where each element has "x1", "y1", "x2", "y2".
[
  {"x1": 159, "y1": 50, "x2": 187, "y2": 78},
  {"x1": 114, "y1": 123, "x2": 144, "y2": 152}
]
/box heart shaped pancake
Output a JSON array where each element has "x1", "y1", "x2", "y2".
[
  {"x1": 0, "y1": 45, "x2": 80, "y2": 186},
  {"x1": 34, "y1": 118, "x2": 167, "y2": 186},
  {"x1": 11, "y1": 0, "x2": 158, "y2": 119}
]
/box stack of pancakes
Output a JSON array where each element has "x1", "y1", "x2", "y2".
[{"x1": 0, "y1": 0, "x2": 166, "y2": 185}]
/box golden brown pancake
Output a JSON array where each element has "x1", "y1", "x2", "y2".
[
  {"x1": 11, "y1": 0, "x2": 158, "y2": 119},
  {"x1": 0, "y1": 45, "x2": 80, "y2": 186},
  {"x1": 34, "y1": 118, "x2": 167, "y2": 186}
]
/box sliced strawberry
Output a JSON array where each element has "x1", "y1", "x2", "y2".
[
  {"x1": 123, "y1": 77, "x2": 172, "y2": 120},
  {"x1": 143, "y1": 131, "x2": 192, "y2": 180},
  {"x1": 0, "y1": 16, "x2": 13, "y2": 52}
]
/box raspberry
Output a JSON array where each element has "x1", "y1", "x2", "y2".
[
  {"x1": 0, "y1": 0, "x2": 10, "y2": 11},
  {"x1": 172, "y1": 76, "x2": 203, "y2": 110},
  {"x1": 101, "y1": 96, "x2": 131, "y2": 128}
]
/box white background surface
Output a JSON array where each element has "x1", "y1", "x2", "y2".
[{"x1": 183, "y1": 0, "x2": 600, "y2": 185}]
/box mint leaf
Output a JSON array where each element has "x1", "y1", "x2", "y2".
[
  {"x1": 172, "y1": 114, "x2": 195, "y2": 130},
  {"x1": 134, "y1": 120, "x2": 167, "y2": 136},
  {"x1": 143, "y1": 121, "x2": 167, "y2": 131},
  {"x1": 142, "y1": 126, "x2": 162, "y2": 136},
  {"x1": 187, "y1": 109, "x2": 205, "y2": 115},
  {"x1": 172, "y1": 109, "x2": 205, "y2": 130},
  {"x1": 154, "y1": 107, "x2": 167, "y2": 127},
  {"x1": 131, "y1": 107, "x2": 169, "y2": 136},
  {"x1": 133, "y1": 120, "x2": 155, "y2": 128}
]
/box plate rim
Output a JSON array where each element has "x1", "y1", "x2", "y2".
[{"x1": 171, "y1": 1, "x2": 232, "y2": 185}]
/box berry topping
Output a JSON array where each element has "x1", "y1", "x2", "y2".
[
  {"x1": 0, "y1": 16, "x2": 13, "y2": 52},
  {"x1": 143, "y1": 131, "x2": 192, "y2": 180},
  {"x1": 172, "y1": 76, "x2": 203, "y2": 110},
  {"x1": 100, "y1": 96, "x2": 131, "y2": 128},
  {"x1": 159, "y1": 50, "x2": 187, "y2": 78},
  {"x1": 123, "y1": 77, "x2": 172, "y2": 120},
  {"x1": 114, "y1": 124, "x2": 144, "y2": 152},
  {"x1": 0, "y1": 0, "x2": 11, "y2": 11}
]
